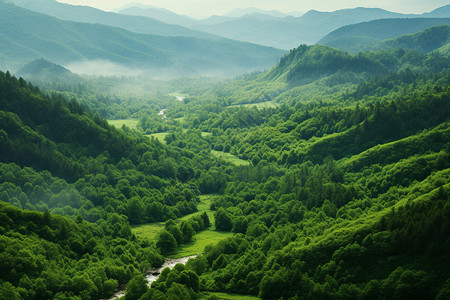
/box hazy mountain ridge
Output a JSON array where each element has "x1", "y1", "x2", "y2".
[
  {"x1": 319, "y1": 18, "x2": 450, "y2": 53},
  {"x1": 16, "y1": 58, "x2": 82, "y2": 82},
  {"x1": 6, "y1": 0, "x2": 220, "y2": 40},
  {"x1": 117, "y1": 6, "x2": 198, "y2": 27},
  {"x1": 11, "y1": 0, "x2": 450, "y2": 50},
  {"x1": 380, "y1": 25, "x2": 450, "y2": 53},
  {"x1": 0, "y1": 3, "x2": 284, "y2": 76},
  {"x1": 189, "y1": 5, "x2": 450, "y2": 49}
]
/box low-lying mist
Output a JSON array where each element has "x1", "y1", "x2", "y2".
[
  {"x1": 65, "y1": 60, "x2": 146, "y2": 77},
  {"x1": 64, "y1": 59, "x2": 264, "y2": 80}
]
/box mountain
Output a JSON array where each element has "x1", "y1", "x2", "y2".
[
  {"x1": 0, "y1": 3, "x2": 284, "y2": 76},
  {"x1": 258, "y1": 44, "x2": 441, "y2": 89},
  {"x1": 224, "y1": 7, "x2": 289, "y2": 18},
  {"x1": 319, "y1": 18, "x2": 450, "y2": 53},
  {"x1": 189, "y1": 14, "x2": 303, "y2": 49},
  {"x1": 424, "y1": 4, "x2": 450, "y2": 17},
  {"x1": 5, "y1": 0, "x2": 218, "y2": 40},
  {"x1": 116, "y1": 5, "x2": 197, "y2": 27},
  {"x1": 189, "y1": 6, "x2": 448, "y2": 49},
  {"x1": 379, "y1": 25, "x2": 450, "y2": 53},
  {"x1": 10, "y1": 0, "x2": 450, "y2": 50},
  {"x1": 16, "y1": 58, "x2": 82, "y2": 83}
]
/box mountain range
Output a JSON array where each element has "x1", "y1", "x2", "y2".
[
  {"x1": 7, "y1": 0, "x2": 450, "y2": 50},
  {"x1": 0, "y1": 2, "x2": 283, "y2": 77},
  {"x1": 117, "y1": 4, "x2": 450, "y2": 49}
]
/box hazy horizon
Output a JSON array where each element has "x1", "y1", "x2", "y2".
[{"x1": 56, "y1": 0, "x2": 449, "y2": 19}]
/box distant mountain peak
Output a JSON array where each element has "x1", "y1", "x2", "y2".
[
  {"x1": 16, "y1": 58, "x2": 82, "y2": 82},
  {"x1": 224, "y1": 7, "x2": 288, "y2": 18}
]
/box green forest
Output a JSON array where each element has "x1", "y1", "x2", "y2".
[{"x1": 1, "y1": 26, "x2": 450, "y2": 300}]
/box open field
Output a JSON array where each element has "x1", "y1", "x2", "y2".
[
  {"x1": 107, "y1": 119, "x2": 139, "y2": 130},
  {"x1": 211, "y1": 150, "x2": 250, "y2": 166},
  {"x1": 145, "y1": 132, "x2": 169, "y2": 143},
  {"x1": 199, "y1": 292, "x2": 261, "y2": 300},
  {"x1": 132, "y1": 222, "x2": 165, "y2": 241},
  {"x1": 170, "y1": 230, "x2": 233, "y2": 258},
  {"x1": 179, "y1": 195, "x2": 216, "y2": 228},
  {"x1": 227, "y1": 101, "x2": 279, "y2": 110},
  {"x1": 132, "y1": 195, "x2": 233, "y2": 258}
]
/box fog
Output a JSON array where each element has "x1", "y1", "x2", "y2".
[
  {"x1": 64, "y1": 59, "x2": 253, "y2": 80},
  {"x1": 65, "y1": 60, "x2": 146, "y2": 77}
]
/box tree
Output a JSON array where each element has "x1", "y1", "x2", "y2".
[
  {"x1": 125, "y1": 275, "x2": 148, "y2": 300},
  {"x1": 156, "y1": 230, "x2": 177, "y2": 254},
  {"x1": 180, "y1": 221, "x2": 195, "y2": 243},
  {"x1": 127, "y1": 196, "x2": 144, "y2": 225},
  {"x1": 199, "y1": 212, "x2": 210, "y2": 228},
  {"x1": 214, "y1": 208, "x2": 232, "y2": 231}
]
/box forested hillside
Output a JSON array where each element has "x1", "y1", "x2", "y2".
[
  {"x1": 319, "y1": 18, "x2": 450, "y2": 53},
  {"x1": 138, "y1": 43, "x2": 449, "y2": 299},
  {"x1": 0, "y1": 23, "x2": 449, "y2": 300}
]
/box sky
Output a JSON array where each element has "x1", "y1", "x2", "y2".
[{"x1": 56, "y1": 0, "x2": 449, "y2": 18}]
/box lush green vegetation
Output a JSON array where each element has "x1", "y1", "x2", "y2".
[{"x1": 1, "y1": 31, "x2": 449, "y2": 300}]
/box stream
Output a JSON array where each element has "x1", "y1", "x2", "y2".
[
  {"x1": 158, "y1": 108, "x2": 167, "y2": 119},
  {"x1": 107, "y1": 255, "x2": 197, "y2": 299}
]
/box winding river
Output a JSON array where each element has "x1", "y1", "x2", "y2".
[{"x1": 107, "y1": 255, "x2": 197, "y2": 299}]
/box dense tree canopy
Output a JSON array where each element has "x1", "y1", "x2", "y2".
[{"x1": 0, "y1": 37, "x2": 449, "y2": 299}]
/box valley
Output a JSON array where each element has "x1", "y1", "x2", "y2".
[{"x1": 0, "y1": 1, "x2": 449, "y2": 300}]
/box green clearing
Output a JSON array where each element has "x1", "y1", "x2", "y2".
[
  {"x1": 201, "y1": 132, "x2": 212, "y2": 137},
  {"x1": 211, "y1": 150, "x2": 250, "y2": 166},
  {"x1": 178, "y1": 195, "x2": 215, "y2": 226},
  {"x1": 174, "y1": 116, "x2": 186, "y2": 124},
  {"x1": 146, "y1": 132, "x2": 169, "y2": 143},
  {"x1": 132, "y1": 222, "x2": 165, "y2": 241},
  {"x1": 107, "y1": 119, "x2": 139, "y2": 130},
  {"x1": 199, "y1": 292, "x2": 261, "y2": 300},
  {"x1": 132, "y1": 195, "x2": 233, "y2": 258},
  {"x1": 227, "y1": 101, "x2": 279, "y2": 109},
  {"x1": 170, "y1": 230, "x2": 233, "y2": 259}
]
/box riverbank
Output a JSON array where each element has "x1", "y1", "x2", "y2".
[{"x1": 106, "y1": 255, "x2": 197, "y2": 300}]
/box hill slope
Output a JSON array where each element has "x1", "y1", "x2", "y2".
[
  {"x1": 379, "y1": 25, "x2": 450, "y2": 53},
  {"x1": 0, "y1": 3, "x2": 283, "y2": 76},
  {"x1": 16, "y1": 58, "x2": 83, "y2": 83},
  {"x1": 143, "y1": 44, "x2": 450, "y2": 299},
  {"x1": 319, "y1": 18, "x2": 450, "y2": 53}
]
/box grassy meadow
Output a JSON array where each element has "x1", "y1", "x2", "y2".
[
  {"x1": 211, "y1": 150, "x2": 250, "y2": 166},
  {"x1": 132, "y1": 195, "x2": 233, "y2": 258},
  {"x1": 107, "y1": 119, "x2": 139, "y2": 130}
]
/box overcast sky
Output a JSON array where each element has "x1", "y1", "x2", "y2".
[{"x1": 56, "y1": 0, "x2": 449, "y2": 18}]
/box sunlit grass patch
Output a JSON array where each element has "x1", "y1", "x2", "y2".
[
  {"x1": 132, "y1": 222, "x2": 165, "y2": 241},
  {"x1": 146, "y1": 132, "x2": 169, "y2": 143},
  {"x1": 227, "y1": 100, "x2": 279, "y2": 110},
  {"x1": 199, "y1": 292, "x2": 261, "y2": 300},
  {"x1": 211, "y1": 150, "x2": 250, "y2": 166},
  {"x1": 107, "y1": 119, "x2": 139, "y2": 130}
]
